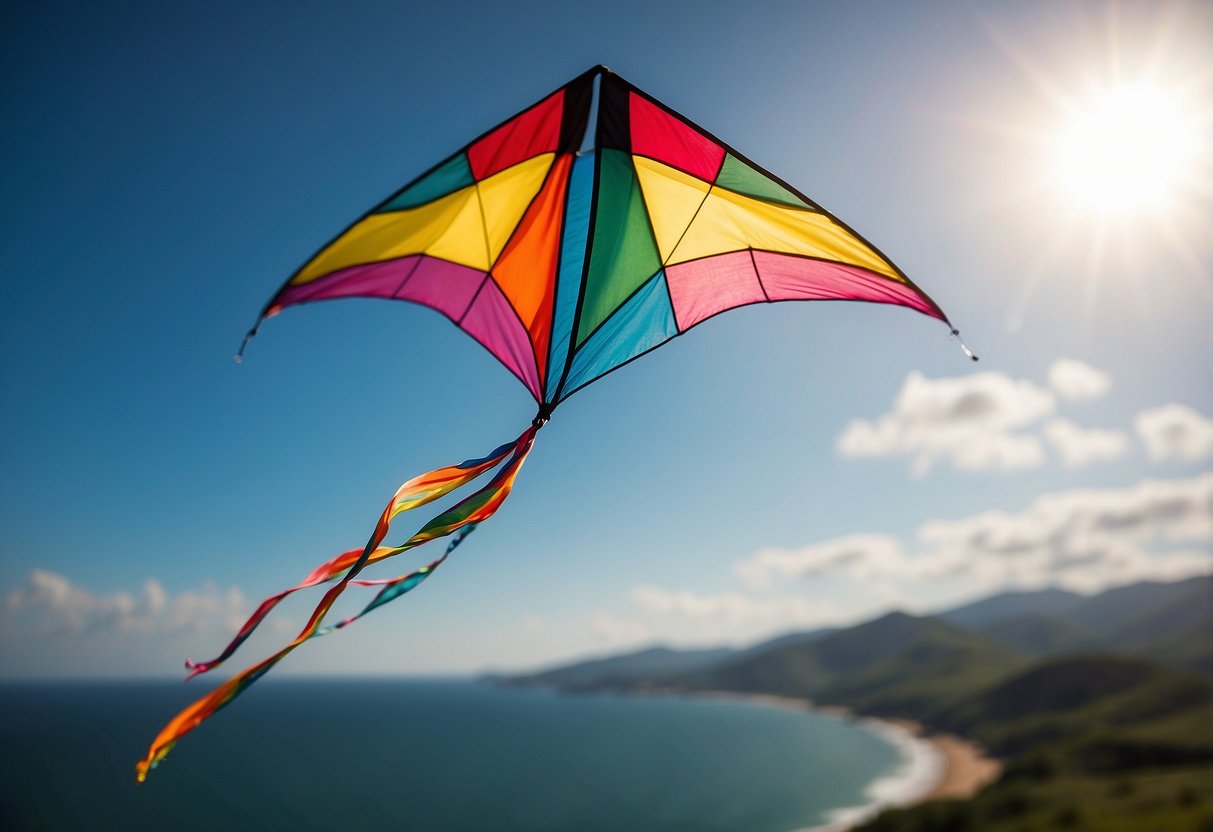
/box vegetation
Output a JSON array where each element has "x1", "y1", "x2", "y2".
[{"x1": 498, "y1": 575, "x2": 1213, "y2": 832}]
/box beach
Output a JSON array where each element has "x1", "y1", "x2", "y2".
[{"x1": 689, "y1": 692, "x2": 1001, "y2": 832}]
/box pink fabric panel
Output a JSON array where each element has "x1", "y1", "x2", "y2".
[
  {"x1": 460, "y1": 279, "x2": 541, "y2": 400},
  {"x1": 665, "y1": 251, "x2": 768, "y2": 331},
  {"x1": 276, "y1": 256, "x2": 425, "y2": 307},
  {"x1": 629, "y1": 93, "x2": 724, "y2": 182},
  {"x1": 394, "y1": 256, "x2": 486, "y2": 320},
  {"x1": 754, "y1": 251, "x2": 943, "y2": 319},
  {"x1": 274, "y1": 256, "x2": 487, "y2": 323}
]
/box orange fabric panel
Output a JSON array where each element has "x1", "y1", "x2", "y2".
[{"x1": 490, "y1": 153, "x2": 572, "y2": 384}]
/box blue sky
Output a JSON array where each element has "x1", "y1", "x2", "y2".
[{"x1": 2, "y1": 0, "x2": 1211, "y2": 678}]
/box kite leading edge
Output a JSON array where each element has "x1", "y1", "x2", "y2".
[{"x1": 137, "y1": 65, "x2": 973, "y2": 782}]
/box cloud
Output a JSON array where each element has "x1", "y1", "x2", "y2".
[
  {"x1": 1135, "y1": 404, "x2": 1213, "y2": 463},
  {"x1": 1042, "y1": 418, "x2": 1130, "y2": 468},
  {"x1": 1047, "y1": 359, "x2": 1112, "y2": 402},
  {"x1": 3, "y1": 570, "x2": 248, "y2": 637},
  {"x1": 837, "y1": 370, "x2": 1053, "y2": 475},
  {"x1": 588, "y1": 614, "x2": 651, "y2": 647},
  {"x1": 736, "y1": 473, "x2": 1213, "y2": 598},
  {"x1": 737, "y1": 534, "x2": 908, "y2": 588},
  {"x1": 628, "y1": 584, "x2": 824, "y2": 626},
  {"x1": 915, "y1": 472, "x2": 1213, "y2": 592}
]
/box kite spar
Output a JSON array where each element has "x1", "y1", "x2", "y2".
[{"x1": 137, "y1": 65, "x2": 974, "y2": 781}]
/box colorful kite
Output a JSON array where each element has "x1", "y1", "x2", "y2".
[{"x1": 136, "y1": 65, "x2": 975, "y2": 781}]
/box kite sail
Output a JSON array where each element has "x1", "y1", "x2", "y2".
[{"x1": 137, "y1": 65, "x2": 973, "y2": 781}]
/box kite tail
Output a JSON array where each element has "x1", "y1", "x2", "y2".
[
  {"x1": 183, "y1": 438, "x2": 519, "y2": 679},
  {"x1": 313, "y1": 523, "x2": 477, "y2": 637},
  {"x1": 136, "y1": 423, "x2": 539, "y2": 783}
]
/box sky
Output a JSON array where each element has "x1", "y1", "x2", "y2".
[{"x1": 1, "y1": 0, "x2": 1211, "y2": 679}]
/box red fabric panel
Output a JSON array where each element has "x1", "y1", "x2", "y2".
[
  {"x1": 665, "y1": 251, "x2": 768, "y2": 331},
  {"x1": 468, "y1": 90, "x2": 564, "y2": 180},
  {"x1": 629, "y1": 93, "x2": 725, "y2": 182}
]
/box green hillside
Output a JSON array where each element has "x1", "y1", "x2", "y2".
[
  {"x1": 673, "y1": 612, "x2": 1025, "y2": 714},
  {"x1": 498, "y1": 575, "x2": 1213, "y2": 831},
  {"x1": 858, "y1": 655, "x2": 1213, "y2": 832},
  {"x1": 973, "y1": 612, "x2": 1097, "y2": 655}
]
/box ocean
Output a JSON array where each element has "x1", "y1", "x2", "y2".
[{"x1": 0, "y1": 679, "x2": 920, "y2": 831}]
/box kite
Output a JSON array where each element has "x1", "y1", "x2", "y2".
[{"x1": 136, "y1": 65, "x2": 975, "y2": 781}]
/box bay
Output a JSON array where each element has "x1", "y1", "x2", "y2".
[{"x1": 0, "y1": 680, "x2": 906, "y2": 831}]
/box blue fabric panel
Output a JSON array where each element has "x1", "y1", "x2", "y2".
[
  {"x1": 559, "y1": 270, "x2": 678, "y2": 399},
  {"x1": 544, "y1": 153, "x2": 594, "y2": 401},
  {"x1": 378, "y1": 154, "x2": 474, "y2": 213}
]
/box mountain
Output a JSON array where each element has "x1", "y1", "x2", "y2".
[
  {"x1": 1065, "y1": 575, "x2": 1212, "y2": 637},
  {"x1": 497, "y1": 575, "x2": 1213, "y2": 696},
  {"x1": 939, "y1": 575, "x2": 1213, "y2": 674},
  {"x1": 940, "y1": 587, "x2": 1083, "y2": 629},
  {"x1": 969, "y1": 612, "x2": 1097, "y2": 655},
  {"x1": 732, "y1": 626, "x2": 835, "y2": 655},
  {"x1": 499, "y1": 645, "x2": 735, "y2": 691},
  {"x1": 667, "y1": 612, "x2": 1028, "y2": 722}
]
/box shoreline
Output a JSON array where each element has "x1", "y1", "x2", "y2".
[{"x1": 680, "y1": 691, "x2": 1001, "y2": 832}]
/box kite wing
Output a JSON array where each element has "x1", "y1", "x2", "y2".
[
  {"x1": 250, "y1": 65, "x2": 963, "y2": 409},
  {"x1": 140, "y1": 66, "x2": 970, "y2": 782}
]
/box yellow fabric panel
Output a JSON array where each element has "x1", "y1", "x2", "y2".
[
  {"x1": 672, "y1": 186, "x2": 900, "y2": 280},
  {"x1": 292, "y1": 186, "x2": 483, "y2": 284},
  {"x1": 478, "y1": 153, "x2": 554, "y2": 267},
  {"x1": 291, "y1": 153, "x2": 554, "y2": 286},
  {"x1": 633, "y1": 155, "x2": 712, "y2": 262},
  {"x1": 635, "y1": 157, "x2": 900, "y2": 281}
]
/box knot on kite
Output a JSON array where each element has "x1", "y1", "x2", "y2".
[{"x1": 532, "y1": 403, "x2": 553, "y2": 427}]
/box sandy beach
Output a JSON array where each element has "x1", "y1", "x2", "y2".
[
  {"x1": 687, "y1": 692, "x2": 1001, "y2": 832},
  {"x1": 921, "y1": 731, "x2": 1002, "y2": 801}
]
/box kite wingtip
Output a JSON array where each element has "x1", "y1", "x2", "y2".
[
  {"x1": 235, "y1": 317, "x2": 265, "y2": 364},
  {"x1": 949, "y1": 328, "x2": 979, "y2": 362}
]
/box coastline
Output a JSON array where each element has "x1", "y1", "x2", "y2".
[{"x1": 684, "y1": 691, "x2": 1001, "y2": 832}]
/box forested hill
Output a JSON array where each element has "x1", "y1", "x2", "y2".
[{"x1": 496, "y1": 575, "x2": 1213, "y2": 831}]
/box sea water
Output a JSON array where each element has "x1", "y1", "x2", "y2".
[{"x1": 0, "y1": 680, "x2": 917, "y2": 831}]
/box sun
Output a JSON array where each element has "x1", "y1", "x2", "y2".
[{"x1": 1052, "y1": 83, "x2": 1201, "y2": 215}]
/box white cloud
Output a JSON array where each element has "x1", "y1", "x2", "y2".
[
  {"x1": 1042, "y1": 418, "x2": 1130, "y2": 468},
  {"x1": 1135, "y1": 404, "x2": 1213, "y2": 463},
  {"x1": 587, "y1": 614, "x2": 650, "y2": 647},
  {"x1": 916, "y1": 473, "x2": 1213, "y2": 591},
  {"x1": 629, "y1": 584, "x2": 822, "y2": 626},
  {"x1": 2, "y1": 570, "x2": 248, "y2": 637},
  {"x1": 1047, "y1": 359, "x2": 1112, "y2": 402},
  {"x1": 737, "y1": 534, "x2": 908, "y2": 588},
  {"x1": 837, "y1": 370, "x2": 1054, "y2": 475},
  {"x1": 736, "y1": 473, "x2": 1213, "y2": 600}
]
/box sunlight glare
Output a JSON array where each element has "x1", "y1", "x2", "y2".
[{"x1": 1054, "y1": 84, "x2": 1198, "y2": 214}]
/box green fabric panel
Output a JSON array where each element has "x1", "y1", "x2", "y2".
[
  {"x1": 576, "y1": 149, "x2": 662, "y2": 345},
  {"x1": 715, "y1": 153, "x2": 812, "y2": 210},
  {"x1": 378, "y1": 154, "x2": 474, "y2": 213}
]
